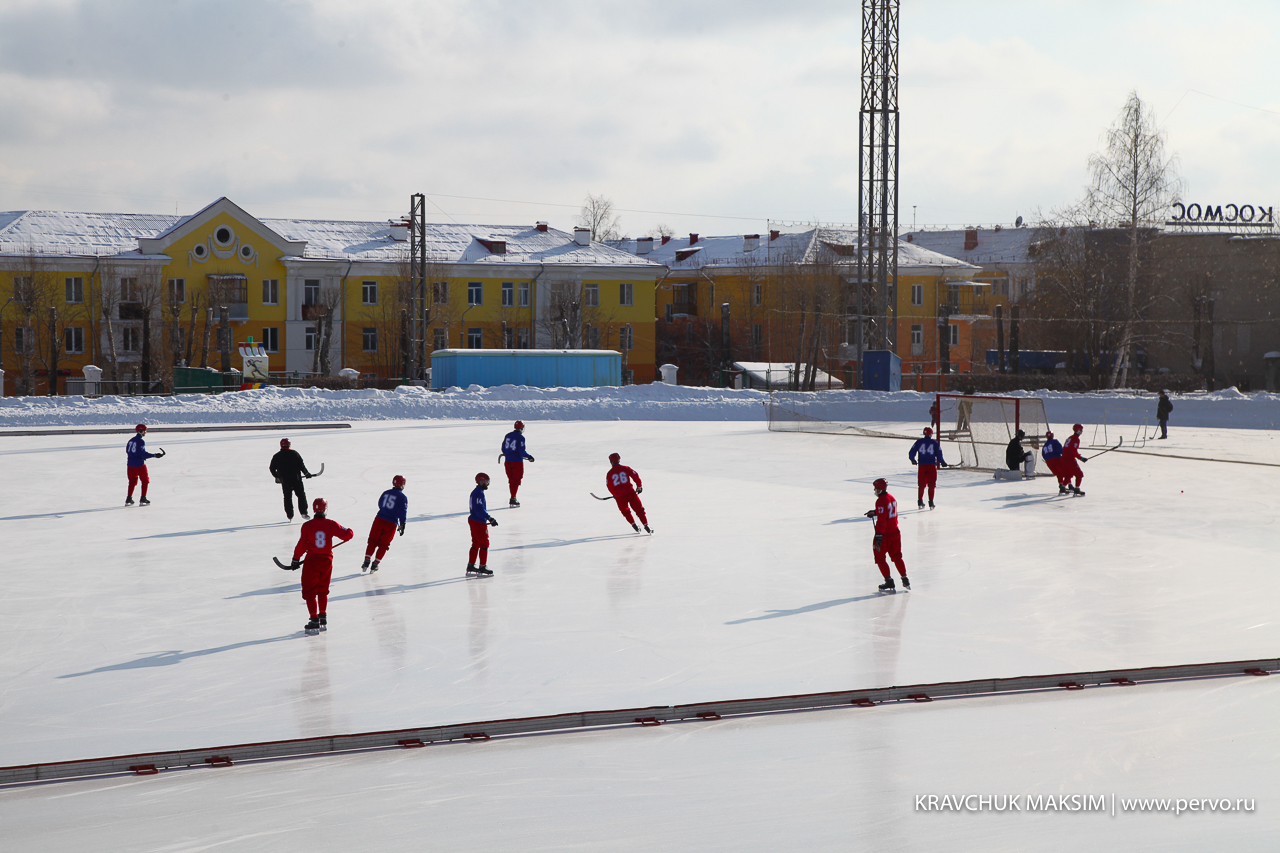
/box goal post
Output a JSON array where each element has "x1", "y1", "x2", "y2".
[{"x1": 933, "y1": 393, "x2": 1051, "y2": 471}]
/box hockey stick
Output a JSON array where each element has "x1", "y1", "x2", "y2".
[
  {"x1": 1086, "y1": 437, "x2": 1123, "y2": 460},
  {"x1": 590, "y1": 492, "x2": 613, "y2": 501},
  {"x1": 274, "y1": 537, "x2": 348, "y2": 570},
  {"x1": 309, "y1": 463, "x2": 325, "y2": 478}
]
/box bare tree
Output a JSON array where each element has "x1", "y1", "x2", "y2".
[
  {"x1": 647, "y1": 223, "x2": 674, "y2": 239},
  {"x1": 538, "y1": 277, "x2": 583, "y2": 347},
  {"x1": 1081, "y1": 91, "x2": 1182, "y2": 386},
  {"x1": 577, "y1": 194, "x2": 622, "y2": 243},
  {"x1": 309, "y1": 285, "x2": 343, "y2": 376},
  {"x1": 8, "y1": 249, "x2": 59, "y2": 395}
]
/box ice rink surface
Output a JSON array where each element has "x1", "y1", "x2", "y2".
[{"x1": 2, "y1": 417, "x2": 1277, "y2": 849}]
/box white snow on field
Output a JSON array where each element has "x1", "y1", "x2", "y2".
[
  {"x1": 2, "y1": 383, "x2": 1278, "y2": 430},
  {"x1": 1, "y1": 399, "x2": 1278, "y2": 850}
]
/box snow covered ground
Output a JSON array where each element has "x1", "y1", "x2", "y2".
[{"x1": 1, "y1": 392, "x2": 1278, "y2": 850}]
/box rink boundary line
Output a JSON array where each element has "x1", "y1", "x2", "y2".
[
  {"x1": 0, "y1": 423, "x2": 352, "y2": 437},
  {"x1": 1, "y1": 657, "x2": 1274, "y2": 787}
]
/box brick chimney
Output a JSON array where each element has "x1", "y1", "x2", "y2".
[
  {"x1": 770, "y1": 230, "x2": 781, "y2": 241},
  {"x1": 536, "y1": 221, "x2": 549, "y2": 232},
  {"x1": 964, "y1": 228, "x2": 979, "y2": 251},
  {"x1": 689, "y1": 233, "x2": 699, "y2": 245}
]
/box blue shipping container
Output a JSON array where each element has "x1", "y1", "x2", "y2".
[
  {"x1": 431, "y1": 349, "x2": 622, "y2": 389},
  {"x1": 861, "y1": 350, "x2": 902, "y2": 391}
]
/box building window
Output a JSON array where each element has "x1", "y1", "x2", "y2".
[
  {"x1": 619, "y1": 282, "x2": 634, "y2": 307},
  {"x1": 502, "y1": 282, "x2": 514, "y2": 307},
  {"x1": 305, "y1": 326, "x2": 316, "y2": 351},
  {"x1": 433, "y1": 328, "x2": 447, "y2": 350},
  {"x1": 263, "y1": 279, "x2": 280, "y2": 305},
  {"x1": 911, "y1": 323, "x2": 923, "y2": 356},
  {"x1": 64, "y1": 326, "x2": 85, "y2": 354},
  {"x1": 619, "y1": 324, "x2": 633, "y2": 351},
  {"x1": 624, "y1": 369, "x2": 634, "y2": 385},
  {"x1": 362, "y1": 281, "x2": 377, "y2": 305},
  {"x1": 947, "y1": 283, "x2": 960, "y2": 310},
  {"x1": 664, "y1": 304, "x2": 673, "y2": 323},
  {"x1": 753, "y1": 323, "x2": 762, "y2": 348},
  {"x1": 262, "y1": 327, "x2": 279, "y2": 352},
  {"x1": 433, "y1": 281, "x2": 449, "y2": 304},
  {"x1": 503, "y1": 326, "x2": 514, "y2": 348},
  {"x1": 13, "y1": 276, "x2": 34, "y2": 302},
  {"x1": 121, "y1": 277, "x2": 140, "y2": 302},
  {"x1": 304, "y1": 279, "x2": 320, "y2": 306},
  {"x1": 66, "y1": 277, "x2": 84, "y2": 304},
  {"x1": 467, "y1": 282, "x2": 482, "y2": 306},
  {"x1": 167, "y1": 278, "x2": 185, "y2": 304},
  {"x1": 467, "y1": 327, "x2": 482, "y2": 348},
  {"x1": 911, "y1": 284, "x2": 923, "y2": 307},
  {"x1": 753, "y1": 282, "x2": 763, "y2": 307},
  {"x1": 13, "y1": 326, "x2": 32, "y2": 354},
  {"x1": 518, "y1": 282, "x2": 530, "y2": 307},
  {"x1": 584, "y1": 325, "x2": 600, "y2": 348},
  {"x1": 585, "y1": 283, "x2": 599, "y2": 307},
  {"x1": 517, "y1": 327, "x2": 530, "y2": 348},
  {"x1": 949, "y1": 324, "x2": 959, "y2": 347},
  {"x1": 362, "y1": 327, "x2": 378, "y2": 352},
  {"x1": 122, "y1": 326, "x2": 141, "y2": 353}
]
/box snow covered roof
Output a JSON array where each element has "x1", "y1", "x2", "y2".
[
  {"x1": 903, "y1": 227, "x2": 1041, "y2": 266},
  {"x1": 613, "y1": 227, "x2": 977, "y2": 275},
  {"x1": 0, "y1": 202, "x2": 662, "y2": 271}
]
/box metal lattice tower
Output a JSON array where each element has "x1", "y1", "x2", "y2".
[
  {"x1": 408, "y1": 193, "x2": 428, "y2": 380},
  {"x1": 856, "y1": 0, "x2": 899, "y2": 352}
]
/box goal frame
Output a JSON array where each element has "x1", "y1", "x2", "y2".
[
  {"x1": 933, "y1": 393, "x2": 1050, "y2": 471},
  {"x1": 932, "y1": 393, "x2": 1032, "y2": 437}
]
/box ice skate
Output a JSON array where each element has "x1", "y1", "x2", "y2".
[
  {"x1": 466, "y1": 563, "x2": 478, "y2": 575},
  {"x1": 878, "y1": 577, "x2": 896, "y2": 593},
  {"x1": 901, "y1": 575, "x2": 911, "y2": 590},
  {"x1": 1058, "y1": 484, "x2": 1069, "y2": 495},
  {"x1": 927, "y1": 500, "x2": 935, "y2": 509},
  {"x1": 361, "y1": 555, "x2": 371, "y2": 571},
  {"x1": 1071, "y1": 485, "x2": 1085, "y2": 496},
  {"x1": 125, "y1": 496, "x2": 134, "y2": 506},
  {"x1": 643, "y1": 524, "x2": 653, "y2": 534},
  {"x1": 632, "y1": 522, "x2": 641, "y2": 532},
  {"x1": 509, "y1": 497, "x2": 520, "y2": 507},
  {"x1": 317, "y1": 614, "x2": 327, "y2": 631},
  {"x1": 474, "y1": 565, "x2": 493, "y2": 576},
  {"x1": 138, "y1": 497, "x2": 150, "y2": 506},
  {"x1": 304, "y1": 618, "x2": 321, "y2": 634},
  {"x1": 300, "y1": 512, "x2": 310, "y2": 520},
  {"x1": 369, "y1": 560, "x2": 379, "y2": 573},
  {"x1": 918, "y1": 499, "x2": 924, "y2": 509}
]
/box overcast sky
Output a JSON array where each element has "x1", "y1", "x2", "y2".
[{"x1": 2, "y1": 0, "x2": 1278, "y2": 238}]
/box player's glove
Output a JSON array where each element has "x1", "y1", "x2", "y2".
[
  {"x1": 153, "y1": 448, "x2": 166, "y2": 458},
  {"x1": 637, "y1": 486, "x2": 642, "y2": 494},
  {"x1": 1081, "y1": 457, "x2": 1088, "y2": 463},
  {"x1": 864, "y1": 510, "x2": 876, "y2": 519},
  {"x1": 305, "y1": 473, "x2": 313, "y2": 479},
  {"x1": 910, "y1": 460, "x2": 917, "y2": 466},
  {"x1": 874, "y1": 534, "x2": 883, "y2": 548},
  {"x1": 526, "y1": 455, "x2": 534, "y2": 462},
  {"x1": 288, "y1": 558, "x2": 302, "y2": 571},
  {"x1": 398, "y1": 522, "x2": 406, "y2": 537},
  {"x1": 274, "y1": 477, "x2": 281, "y2": 484},
  {"x1": 488, "y1": 517, "x2": 498, "y2": 527}
]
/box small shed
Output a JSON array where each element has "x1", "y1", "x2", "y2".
[
  {"x1": 733, "y1": 362, "x2": 845, "y2": 390},
  {"x1": 431, "y1": 349, "x2": 622, "y2": 389}
]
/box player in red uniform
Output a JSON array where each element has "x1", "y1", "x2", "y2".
[
  {"x1": 1061, "y1": 423, "x2": 1087, "y2": 496},
  {"x1": 285, "y1": 497, "x2": 353, "y2": 633},
  {"x1": 605, "y1": 452, "x2": 652, "y2": 533},
  {"x1": 864, "y1": 477, "x2": 909, "y2": 592}
]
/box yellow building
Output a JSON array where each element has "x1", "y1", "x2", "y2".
[
  {"x1": 612, "y1": 228, "x2": 977, "y2": 386},
  {"x1": 0, "y1": 198, "x2": 664, "y2": 394}
]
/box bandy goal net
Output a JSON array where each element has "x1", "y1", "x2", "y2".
[{"x1": 934, "y1": 394, "x2": 1050, "y2": 470}]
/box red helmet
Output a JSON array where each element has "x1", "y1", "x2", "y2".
[
  {"x1": 608, "y1": 452, "x2": 621, "y2": 464},
  {"x1": 311, "y1": 497, "x2": 327, "y2": 515},
  {"x1": 1073, "y1": 423, "x2": 1083, "y2": 433},
  {"x1": 392, "y1": 475, "x2": 406, "y2": 488},
  {"x1": 1045, "y1": 430, "x2": 1055, "y2": 439},
  {"x1": 872, "y1": 477, "x2": 888, "y2": 491},
  {"x1": 923, "y1": 426, "x2": 933, "y2": 436},
  {"x1": 280, "y1": 438, "x2": 291, "y2": 448},
  {"x1": 514, "y1": 420, "x2": 525, "y2": 430},
  {"x1": 475, "y1": 472, "x2": 490, "y2": 484},
  {"x1": 135, "y1": 423, "x2": 147, "y2": 432}
]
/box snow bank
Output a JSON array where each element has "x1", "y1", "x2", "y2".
[{"x1": 1, "y1": 384, "x2": 1277, "y2": 430}]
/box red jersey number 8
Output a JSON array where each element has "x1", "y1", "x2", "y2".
[
  {"x1": 314, "y1": 530, "x2": 327, "y2": 549},
  {"x1": 611, "y1": 472, "x2": 628, "y2": 486}
]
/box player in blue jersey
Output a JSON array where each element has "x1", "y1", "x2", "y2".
[
  {"x1": 1040, "y1": 431, "x2": 1069, "y2": 495},
  {"x1": 467, "y1": 473, "x2": 498, "y2": 576},
  {"x1": 907, "y1": 426, "x2": 947, "y2": 509},
  {"x1": 363, "y1": 475, "x2": 408, "y2": 572},
  {"x1": 499, "y1": 420, "x2": 535, "y2": 507},
  {"x1": 125, "y1": 423, "x2": 165, "y2": 506}
]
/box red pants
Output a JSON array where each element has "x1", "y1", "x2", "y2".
[
  {"x1": 301, "y1": 554, "x2": 333, "y2": 618},
  {"x1": 612, "y1": 490, "x2": 647, "y2": 525},
  {"x1": 505, "y1": 461, "x2": 524, "y2": 498},
  {"x1": 468, "y1": 518, "x2": 490, "y2": 566},
  {"x1": 366, "y1": 516, "x2": 397, "y2": 561},
  {"x1": 1061, "y1": 459, "x2": 1083, "y2": 486},
  {"x1": 873, "y1": 528, "x2": 906, "y2": 578},
  {"x1": 1044, "y1": 457, "x2": 1068, "y2": 485},
  {"x1": 916, "y1": 464, "x2": 937, "y2": 501},
  {"x1": 127, "y1": 465, "x2": 149, "y2": 498}
]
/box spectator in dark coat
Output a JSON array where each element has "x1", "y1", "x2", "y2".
[{"x1": 1156, "y1": 391, "x2": 1173, "y2": 439}]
